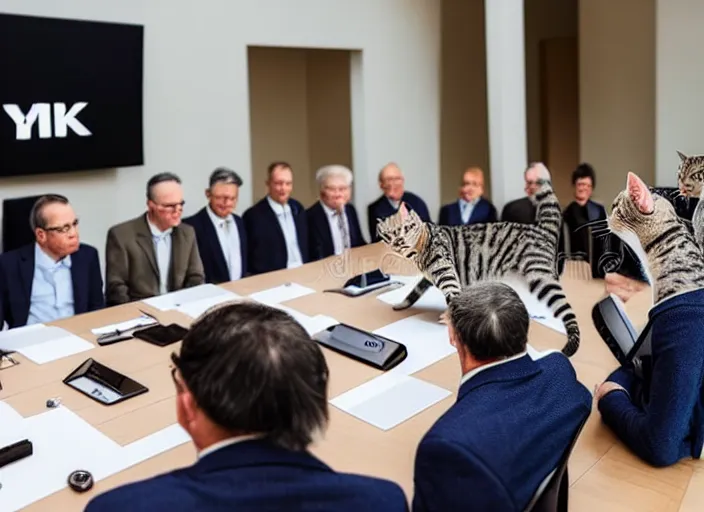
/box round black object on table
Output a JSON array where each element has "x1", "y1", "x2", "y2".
[{"x1": 68, "y1": 470, "x2": 94, "y2": 492}]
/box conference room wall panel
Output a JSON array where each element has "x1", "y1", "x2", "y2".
[{"x1": 0, "y1": 0, "x2": 440, "y2": 264}]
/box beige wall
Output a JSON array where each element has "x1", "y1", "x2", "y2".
[
  {"x1": 579, "y1": 0, "x2": 655, "y2": 205},
  {"x1": 247, "y1": 47, "x2": 352, "y2": 208},
  {"x1": 440, "y1": 0, "x2": 489, "y2": 207}
]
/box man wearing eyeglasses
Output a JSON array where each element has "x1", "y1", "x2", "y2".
[
  {"x1": 85, "y1": 302, "x2": 408, "y2": 511},
  {"x1": 0, "y1": 194, "x2": 104, "y2": 329},
  {"x1": 500, "y1": 163, "x2": 543, "y2": 224},
  {"x1": 105, "y1": 172, "x2": 205, "y2": 306}
]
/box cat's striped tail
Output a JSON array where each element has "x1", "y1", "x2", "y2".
[{"x1": 529, "y1": 278, "x2": 580, "y2": 357}]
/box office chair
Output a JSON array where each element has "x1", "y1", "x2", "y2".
[
  {"x1": 2, "y1": 195, "x2": 44, "y2": 252},
  {"x1": 527, "y1": 416, "x2": 589, "y2": 512}
]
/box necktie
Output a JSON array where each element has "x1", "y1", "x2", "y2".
[{"x1": 336, "y1": 210, "x2": 351, "y2": 250}]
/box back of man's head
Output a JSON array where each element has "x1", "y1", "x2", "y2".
[
  {"x1": 173, "y1": 301, "x2": 329, "y2": 451},
  {"x1": 449, "y1": 282, "x2": 529, "y2": 361}
]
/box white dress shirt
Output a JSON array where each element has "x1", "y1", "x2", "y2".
[
  {"x1": 266, "y1": 196, "x2": 303, "y2": 268},
  {"x1": 147, "y1": 219, "x2": 173, "y2": 295},
  {"x1": 320, "y1": 201, "x2": 351, "y2": 255},
  {"x1": 198, "y1": 434, "x2": 264, "y2": 460},
  {"x1": 206, "y1": 206, "x2": 242, "y2": 280}
]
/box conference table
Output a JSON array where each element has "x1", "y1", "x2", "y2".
[{"x1": 0, "y1": 243, "x2": 701, "y2": 511}]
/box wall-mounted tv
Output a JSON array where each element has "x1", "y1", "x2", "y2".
[{"x1": 0, "y1": 13, "x2": 144, "y2": 177}]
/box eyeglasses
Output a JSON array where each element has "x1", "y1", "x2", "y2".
[
  {"x1": 155, "y1": 201, "x2": 185, "y2": 212},
  {"x1": 43, "y1": 218, "x2": 79, "y2": 234}
]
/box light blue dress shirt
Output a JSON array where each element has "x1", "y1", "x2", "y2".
[
  {"x1": 459, "y1": 198, "x2": 478, "y2": 224},
  {"x1": 147, "y1": 219, "x2": 173, "y2": 295},
  {"x1": 27, "y1": 243, "x2": 75, "y2": 325}
]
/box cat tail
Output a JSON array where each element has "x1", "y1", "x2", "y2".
[
  {"x1": 529, "y1": 278, "x2": 580, "y2": 357},
  {"x1": 393, "y1": 277, "x2": 433, "y2": 310},
  {"x1": 534, "y1": 186, "x2": 562, "y2": 246}
]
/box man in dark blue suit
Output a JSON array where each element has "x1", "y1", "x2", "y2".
[
  {"x1": 438, "y1": 167, "x2": 497, "y2": 226},
  {"x1": 243, "y1": 162, "x2": 309, "y2": 275},
  {"x1": 183, "y1": 167, "x2": 248, "y2": 283},
  {"x1": 307, "y1": 165, "x2": 366, "y2": 260},
  {"x1": 367, "y1": 163, "x2": 431, "y2": 242},
  {"x1": 85, "y1": 301, "x2": 408, "y2": 512},
  {"x1": 0, "y1": 194, "x2": 103, "y2": 329},
  {"x1": 412, "y1": 282, "x2": 591, "y2": 511}
]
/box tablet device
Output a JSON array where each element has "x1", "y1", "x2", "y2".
[
  {"x1": 313, "y1": 323, "x2": 407, "y2": 371},
  {"x1": 592, "y1": 294, "x2": 653, "y2": 366},
  {"x1": 63, "y1": 358, "x2": 148, "y2": 406},
  {"x1": 133, "y1": 324, "x2": 188, "y2": 347}
]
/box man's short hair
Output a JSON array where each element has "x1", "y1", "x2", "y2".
[
  {"x1": 572, "y1": 163, "x2": 596, "y2": 187},
  {"x1": 315, "y1": 165, "x2": 353, "y2": 189},
  {"x1": 30, "y1": 194, "x2": 69, "y2": 231},
  {"x1": 448, "y1": 282, "x2": 529, "y2": 361},
  {"x1": 173, "y1": 301, "x2": 329, "y2": 451},
  {"x1": 147, "y1": 172, "x2": 182, "y2": 201},
  {"x1": 267, "y1": 161, "x2": 292, "y2": 178},
  {"x1": 209, "y1": 167, "x2": 243, "y2": 188}
]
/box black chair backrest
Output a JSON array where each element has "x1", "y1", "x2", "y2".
[
  {"x1": 2, "y1": 195, "x2": 43, "y2": 253},
  {"x1": 527, "y1": 415, "x2": 589, "y2": 512}
]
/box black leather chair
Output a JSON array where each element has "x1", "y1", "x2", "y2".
[
  {"x1": 527, "y1": 416, "x2": 589, "y2": 512},
  {"x1": 2, "y1": 195, "x2": 44, "y2": 253}
]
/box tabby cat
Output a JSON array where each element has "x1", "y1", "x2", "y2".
[
  {"x1": 610, "y1": 171, "x2": 704, "y2": 304},
  {"x1": 676, "y1": 150, "x2": 704, "y2": 248},
  {"x1": 376, "y1": 164, "x2": 581, "y2": 357}
]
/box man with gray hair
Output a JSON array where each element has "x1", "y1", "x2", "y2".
[
  {"x1": 412, "y1": 281, "x2": 591, "y2": 511},
  {"x1": 306, "y1": 164, "x2": 366, "y2": 260},
  {"x1": 183, "y1": 167, "x2": 248, "y2": 283}
]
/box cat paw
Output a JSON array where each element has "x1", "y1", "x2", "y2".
[
  {"x1": 438, "y1": 311, "x2": 449, "y2": 324},
  {"x1": 392, "y1": 302, "x2": 410, "y2": 311}
]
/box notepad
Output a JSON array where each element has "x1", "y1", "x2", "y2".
[
  {"x1": 330, "y1": 372, "x2": 451, "y2": 430},
  {"x1": 142, "y1": 284, "x2": 239, "y2": 312},
  {"x1": 0, "y1": 324, "x2": 94, "y2": 365}
]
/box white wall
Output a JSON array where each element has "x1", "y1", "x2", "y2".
[
  {"x1": 656, "y1": 0, "x2": 704, "y2": 186},
  {"x1": 0, "y1": 0, "x2": 441, "y2": 262}
]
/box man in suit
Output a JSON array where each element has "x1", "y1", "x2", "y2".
[
  {"x1": 243, "y1": 162, "x2": 309, "y2": 274},
  {"x1": 307, "y1": 165, "x2": 366, "y2": 261},
  {"x1": 438, "y1": 167, "x2": 497, "y2": 226},
  {"x1": 412, "y1": 282, "x2": 591, "y2": 511},
  {"x1": 500, "y1": 162, "x2": 542, "y2": 224},
  {"x1": 183, "y1": 167, "x2": 248, "y2": 283},
  {"x1": 105, "y1": 173, "x2": 205, "y2": 306},
  {"x1": 0, "y1": 194, "x2": 104, "y2": 329},
  {"x1": 367, "y1": 163, "x2": 431, "y2": 242},
  {"x1": 85, "y1": 301, "x2": 409, "y2": 512}
]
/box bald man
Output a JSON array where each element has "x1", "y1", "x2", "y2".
[
  {"x1": 438, "y1": 167, "x2": 497, "y2": 226},
  {"x1": 367, "y1": 163, "x2": 431, "y2": 242}
]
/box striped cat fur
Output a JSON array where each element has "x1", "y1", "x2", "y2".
[
  {"x1": 376, "y1": 163, "x2": 581, "y2": 357},
  {"x1": 610, "y1": 172, "x2": 704, "y2": 305}
]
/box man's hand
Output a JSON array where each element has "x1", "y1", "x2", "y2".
[
  {"x1": 594, "y1": 381, "x2": 627, "y2": 401},
  {"x1": 605, "y1": 272, "x2": 647, "y2": 303}
]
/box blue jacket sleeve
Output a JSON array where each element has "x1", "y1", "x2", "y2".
[
  {"x1": 598, "y1": 308, "x2": 704, "y2": 467},
  {"x1": 412, "y1": 436, "x2": 514, "y2": 512}
]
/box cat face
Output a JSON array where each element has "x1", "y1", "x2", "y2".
[
  {"x1": 376, "y1": 203, "x2": 424, "y2": 257},
  {"x1": 676, "y1": 150, "x2": 704, "y2": 197}
]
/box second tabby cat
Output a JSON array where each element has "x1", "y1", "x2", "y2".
[
  {"x1": 376, "y1": 163, "x2": 581, "y2": 357},
  {"x1": 675, "y1": 150, "x2": 704, "y2": 248}
]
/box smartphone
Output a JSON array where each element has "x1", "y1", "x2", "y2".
[{"x1": 133, "y1": 324, "x2": 188, "y2": 347}]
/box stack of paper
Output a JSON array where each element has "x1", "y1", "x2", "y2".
[
  {"x1": 0, "y1": 324, "x2": 94, "y2": 364},
  {"x1": 248, "y1": 282, "x2": 316, "y2": 305},
  {"x1": 142, "y1": 284, "x2": 240, "y2": 313},
  {"x1": 0, "y1": 401, "x2": 190, "y2": 512}
]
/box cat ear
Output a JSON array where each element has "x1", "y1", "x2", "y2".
[
  {"x1": 626, "y1": 172, "x2": 654, "y2": 214},
  {"x1": 677, "y1": 150, "x2": 688, "y2": 162}
]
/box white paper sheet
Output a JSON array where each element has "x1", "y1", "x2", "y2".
[
  {"x1": 500, "y1": 275, "x2": 567, "y2": 334},
  {"x1": 142, "y1": 284, "x2": 238, "y2": 311},
  {"x1": 174, "y1": 294, "x2": 244, "y2": 319},
  {"x1": 0, "y1": 325, "x2": 93, "y2": 365},
  {"x1": 376, "y1": 276, "x2": 446, "y2": 311},
  {"x1": 248, "y1": 283, "x2": 316, "y2": 305},
  {"x1": 91, "y1": 315, "x2": 158, "y2": 335},
  {"x1": 330, "y1": 372, "x2": 451, "y2": 430},
  {"x1": 372, "y1": 312, "x2": 456, "y2": 376},
  {"x1": 266, "y1": 304, "x2": 339, "y2": 336},
  {"x1": 0, "y1": 403, "x2": 190, "y2": 512}
]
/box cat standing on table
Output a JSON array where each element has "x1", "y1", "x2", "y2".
[
  {"x1": 376, "y1": 163, "x2": 582, "y2": 357},
  {"x1": 595, "y1": 172, "x2": 704, "y2": 467}
]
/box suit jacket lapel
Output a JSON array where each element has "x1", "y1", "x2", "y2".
[
  {"x1": 169, "y1": 227, "x2": 186, "y2": 291},
  {"x1": 318, "y1": 205, "x2": 334, "y2": 255},
  {"x1": 453, "y1": 202, "x2": 463, "y2": 225},
  {"x1": 262, "y1": 199, "x2": 286, "y2": 252},
  {"x1": 135, "y1": 216, "x2": 159, "y2": 277},
  {"x1": 199, "y1": 209, "x2": 229, "y2": 279},
  {"x1": 468, "y1": 199, "x2": 486, "y2": 224},
  {"x1": 70, "y1": 248, "x2": 85, "y2": 313},
  {"x1": 18, "y1": 245, "x2": 35, "y2": 306}
]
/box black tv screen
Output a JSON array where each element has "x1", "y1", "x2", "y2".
[{"x1": 0, "y1": 13, "x2": 144, "y2": 177}]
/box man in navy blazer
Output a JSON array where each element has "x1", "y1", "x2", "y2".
[
  {"x1": 183, "y1": 167, "x2": 248, "y2": 283},
  {"x1": 367, "y1": 163, "x2": 431, "y2": 242},
  {"x1": 85, "y1": 301, "x2": 408, "y2": 512},
  {"x1": 438, "y1": 167, "x2": 497, "y2": 226},
  {"x1": 307, "y1": 165, "x2": 366, "y2": 260},
  {"x1": 0, "y1": 194, "x2": 103, "y2": 329},
  {"x1": 412, "y1": 282, "x2": 591, "y2": 511},
  {"x1": 243, "y1": 162, "x2": 309, "y2": 275}
]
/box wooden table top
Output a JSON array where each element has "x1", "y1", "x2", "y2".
[{"x1": 1, "y1": 243, "x2": 701, "y2": 511}]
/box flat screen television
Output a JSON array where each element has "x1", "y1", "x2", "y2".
[{"x1": 0, "y1": 13, "x2": 144, "y2": 177}]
